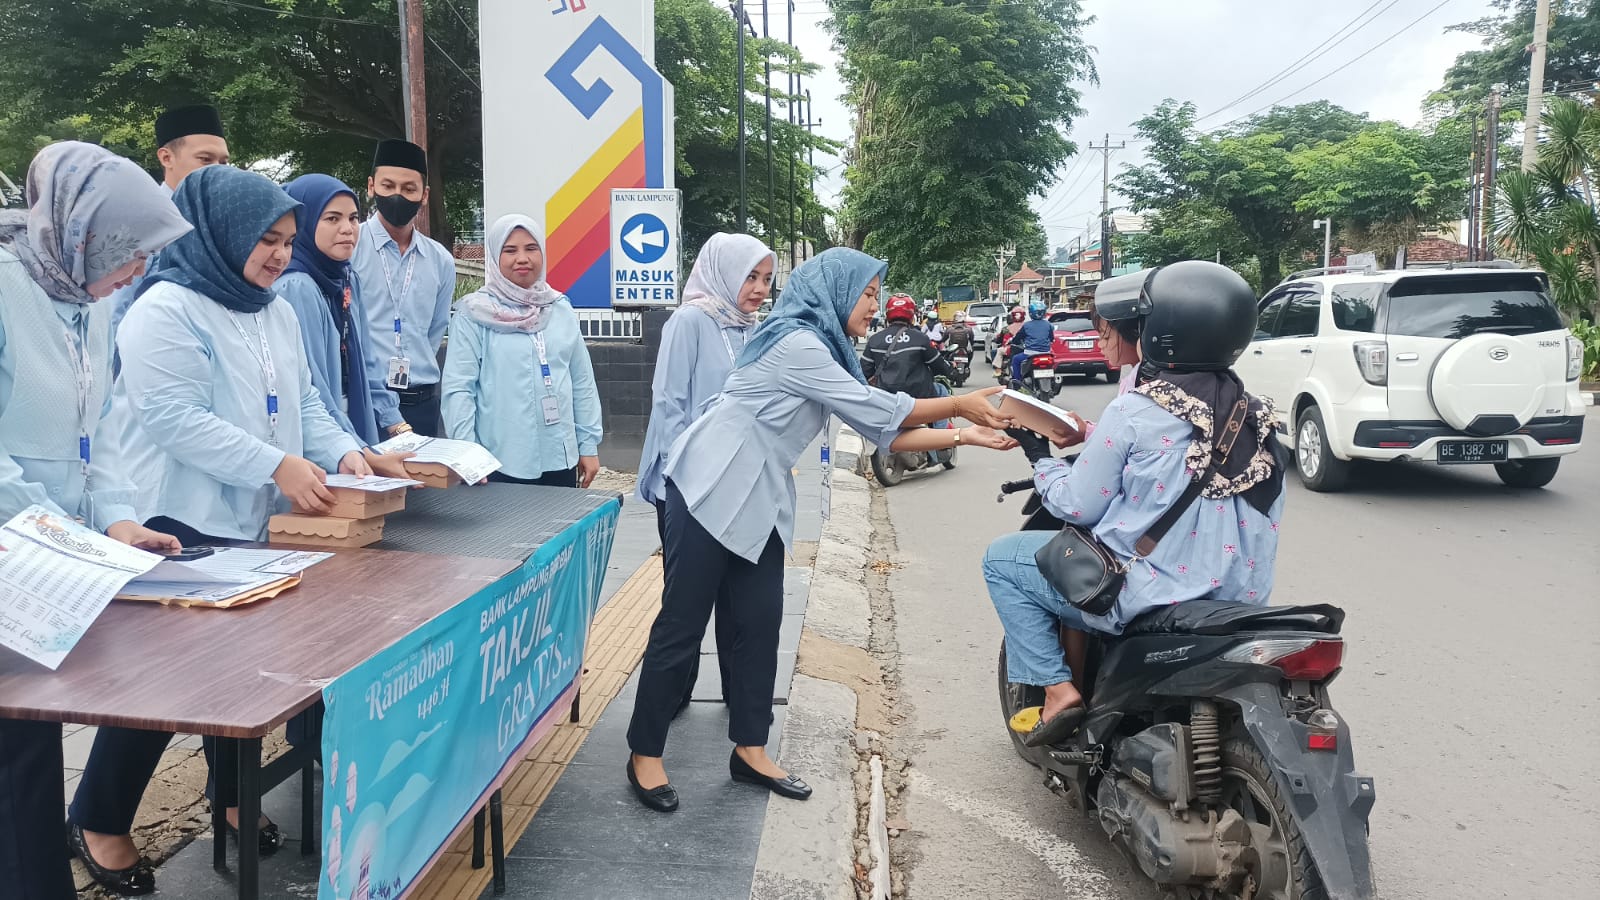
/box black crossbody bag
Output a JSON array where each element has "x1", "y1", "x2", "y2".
[{"x1": 1034, "y1": 398, "x2": 1250, "y2": 616}]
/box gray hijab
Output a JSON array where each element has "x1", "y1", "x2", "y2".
[
  {"x1": 680, "y1": 232, "x2": 773, "y2": 329},
  {"x1": 0, "y1": 141, "x2": 192, "y2": 304}
]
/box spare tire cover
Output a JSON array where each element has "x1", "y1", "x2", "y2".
[{"x1": 1428, "y1": 333, "x2": 1543, "y2": 433}]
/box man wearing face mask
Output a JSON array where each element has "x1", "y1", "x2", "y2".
[{"x1": 351, "y1": 139, "x2": 457, "y2": 437}]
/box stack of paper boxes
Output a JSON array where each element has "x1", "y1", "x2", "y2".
[{"x1": 268, "y1": 482, "x2": 409, "y2": 549}]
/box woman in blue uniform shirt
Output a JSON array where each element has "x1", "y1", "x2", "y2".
[
  {"x1": 443, "y1": 214, "x2": 603, "y2": 488},
  {"x1": 0, "y1": 141, "x2": 190, "y2": 898},
  {"x1": 638, "y1": 232, "x2": 774, "y2": 711},
  {"x1": 71, "y1": 165, "x2": 374, "y2": 884},
  {"x1": 275, "y1": 173, "x2": 417, "y2": 463},
  {"x1": 624, "y1": 248, "x2": 1020, "y2": 812}
]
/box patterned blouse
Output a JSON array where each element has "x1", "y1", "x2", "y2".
[{"x1": 1032, "y1": 386, "x2": 1285, "y2": 634}]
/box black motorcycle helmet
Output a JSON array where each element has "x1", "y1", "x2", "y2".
[{"x1": 1093, "y1": 261, "x2": 1258, "y2": 371}]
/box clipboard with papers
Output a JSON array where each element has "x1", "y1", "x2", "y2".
[{"x1": 116, "y1": 548, "x2": 334, "y2": 609}]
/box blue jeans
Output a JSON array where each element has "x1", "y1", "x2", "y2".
[
  {"x1": 1010, "y1": 350, "x2": 1041, "y2": 382},
  {"x1": 983, "y1": 531, "x2": 1101, "y2": 686},
  {"x1": 931, "y1": 381, "x2": 950, "y2": 429}
]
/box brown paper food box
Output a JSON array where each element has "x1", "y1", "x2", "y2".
[
  {"x1": 268, "y1": 514, "x2": 385, "y2": 549},
  {"x1": 291, "y1": 485, "x2": 408, "y2": 519},
  {"x1": 403, "y1": 460, "x2": 462, "y2": 489}
]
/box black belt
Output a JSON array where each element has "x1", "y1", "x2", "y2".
[{"x1": 394, "y1": 383, "x2": 438, "y2": 400}]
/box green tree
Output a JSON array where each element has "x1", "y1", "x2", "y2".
[
  {"x1": 1245, "y1": 100, "x2": 1372, "y2": 150},
  {"x1": 1496, "y1": 98, "x2": 1600, "y2": 319},
  {"x1": 1435, "y1": 0, "x2": 1600, "y2": 110},
  {"x1": 830, "y1": 0, "x2": 1095, "y2": 275},
  {"x1": 1289, "y1": 120, "x2": 1471, "y2": 262}
]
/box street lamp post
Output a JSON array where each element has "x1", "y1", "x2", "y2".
[{"x1": 1312, "y1": 218, "x2": 1332, "y2": 269}]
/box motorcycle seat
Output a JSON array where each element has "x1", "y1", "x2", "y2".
[{"x1": 1121, "y1": 599, "x2": 1344, "y2": 637}]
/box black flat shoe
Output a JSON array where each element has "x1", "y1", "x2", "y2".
[
  {"x1": 626, "y1": 758, "x2": 679, "y2": 812},
  {"x1": 218, "y1": 809, "x2": 286, "y2": 856},
  {"x1": 1021, "y1": 705, "x2": 1086, "y2": 748},
  {"x1": 729, "y1": 750, "x2": 812, "y2": 801},
  {"x1": 67, "y1": 821, "x2": 156, "y2": 897}
]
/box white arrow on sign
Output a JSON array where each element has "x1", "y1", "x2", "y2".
[{"x1": 624, "y1": 222, "x2": 668, "y2": 255}]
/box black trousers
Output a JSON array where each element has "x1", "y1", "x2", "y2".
[
  {"x1": 0, "y1": 719, "x2": 74, "y2": 899},
  {"x1": 395, "y1": 384, "x2": 441, "y2": 437},
  {"x1": 489, "y1": 468, "x2": 578, "y2": 488},
  {"x1": 628, "y1": 481, "x2": 784, "y2": 757},
  {"x1": 653, "y1": 500, "x2": 733, "y2": 704}
]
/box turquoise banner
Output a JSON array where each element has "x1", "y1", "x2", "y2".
[{"x1": 318, "y1": 499, "x2": 620, "y2": 900}]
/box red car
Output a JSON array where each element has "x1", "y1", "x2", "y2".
[{"x1": 1048, "y1": 313, "x2": 1117, "y2": 383}]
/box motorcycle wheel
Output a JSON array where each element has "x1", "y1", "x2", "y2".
[
  {"x1": 1217, "y1": 739, "x2": 1331, "y2": 900},
  {"x1": 954, "y1": 373, "x2": 968, "y2": 387},
  {"x1": 870, "y1": 449, "x2": 905, "y2": 487},
  {"x1": 996, "y1": 640, "x2": 1045, "y2": 764}
]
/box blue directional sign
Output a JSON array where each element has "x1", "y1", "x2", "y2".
[{"x1": 619, "y1": 212, "x2": 670, "y2": 264}]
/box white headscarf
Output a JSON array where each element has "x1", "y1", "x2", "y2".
[
  {"x1": 680, "y1": 232, "x2": 774, "y2": 329},
  {"x1": 459, "y1": 213, "x2": 565, "y2": 333}
]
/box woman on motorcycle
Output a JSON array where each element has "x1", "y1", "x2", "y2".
[
  {"x1": 983, "y1": 261, "x2": 1287, "y2": 746},
  {"x1": 992, "y1": 307, "x2": 1025, "y2": 374},
  {"x1": 1007, "y1": 300, "x2": 1054, "y2": 383}
]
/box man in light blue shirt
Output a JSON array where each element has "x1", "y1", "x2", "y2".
[
  {"x1": 350, "y1": 139, "x2": 456, "y2": 437},
  {"x1": 108, "y1": 104, "x2": 231, "y2": 335}
]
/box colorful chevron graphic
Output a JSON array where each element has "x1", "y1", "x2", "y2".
[
  {"x1": 543, "y1": 16, "x2": 668, "y2": 307},
  {"x1": 546, "y1": 108, "x2": 646, "y2": 304}
]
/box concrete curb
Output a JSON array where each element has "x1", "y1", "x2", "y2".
[
  {"x1": 1583, "y1": 391, "x2": 1595, "y2": 407},
  {"x1": 750, "y1": 452, "x2": 877, "y2": 900}
]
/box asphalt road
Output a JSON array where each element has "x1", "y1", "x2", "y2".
[{"x1": 880, "y1": 375, "x2": 1600, "y2": 899}]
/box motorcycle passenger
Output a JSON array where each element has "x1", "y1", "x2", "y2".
[
  {"x1": 1008, "y1": 299, "x2": 1054, "y2": 382},
  {"x1": 922, "y1": 312, "x2": 944, "y2": 346},
  {"x1": 862, "y1": 295, "x2": 953, "y2": 400},
  {"x1": 944, "y1": 314, "x2": 973, "y2": 354},
  {"x1": 993, "y1": 307, "x2": 1025, "y2": 373},
  {"x1": 982, "y1": 261, "x2": 1287, "y2": 746}
]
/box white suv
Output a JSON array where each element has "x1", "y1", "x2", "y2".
[
  {"x1": 965, "y1": 301, "x2": 1008, "y2": 352},
  {"x1": 1233, "y1": 265, "x2": 1586, "y2": 491}
]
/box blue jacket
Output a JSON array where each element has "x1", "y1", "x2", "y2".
[{"x1": 1018, "y1": 319, "x2": 1053, "y2": 353}]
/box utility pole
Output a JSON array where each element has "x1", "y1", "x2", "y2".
[
  {"x1": 397, "y1": 0, "x2": 430, "y2": 235},
  {"x1": 1468, "y1": 112, "x2": 1481, "y2": 261},
  {"x1": 994, "y1": 244, "x2": 1015, "y2": 303},
  {"x1": 1484, "y1": 84, "x2": 1505, "y2": 260},
  {"x1": 733, "y1": 3, "x2": 755, "y2": 232},
  {"x1": 1521, "y1": 0, "x2": 1553, "y2": 171},
  {"x1": 762, "y1": 0, "x2": 775, "y2": 245},
  {"x1": 1312, "y1": 218, "x2": 1332, "y2": 269},
  {"x1": 1086, "y1": 134, "x2": 1125, "y2": 279},
  {"x1": 787, "y1": 1, "x2": 797, "y2": 280},
  {"x1": 803, "y1": 89, "x2": 816, "y2": 260}
]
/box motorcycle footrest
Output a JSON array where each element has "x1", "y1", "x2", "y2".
[{"x1": 1047, "y1": 749, "x2": 1098, "y2": 766}]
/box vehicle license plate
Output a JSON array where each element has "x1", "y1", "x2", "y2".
[
  {"x1": 1069, "y1": 339, "x2": 1094, "y2": 350},
  {"x1": 1436, "y1": 440, "x2": 1508, "y2": 464},
  {"x1": 1033, "y1": 369, "x2": 1055, "y2": 381}
]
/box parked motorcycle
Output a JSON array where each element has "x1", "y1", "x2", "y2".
[
  {"x1": 871, "y1": 422, "x2": 957, "y2": 485},
  {"x1": 992, "y1": 476, "x2": 1375, "y2": 899}
]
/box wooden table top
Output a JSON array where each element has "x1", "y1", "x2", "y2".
[{"x1": 0, "y1": 549, "x2": 516, "y2": 738}]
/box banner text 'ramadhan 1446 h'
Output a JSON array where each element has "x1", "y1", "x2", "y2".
[{"x1": 480, "y1": 0, "x2": 676, "y2": 309}]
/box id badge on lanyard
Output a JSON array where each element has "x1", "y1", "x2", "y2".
[
  {"x1": 819, "y1": 415, "x2": 833, "y2": 521},
  {"x1": 533, "y1": 332, "x2": 560, "y2": 425},
  {"x1": 380, "y1": 245, "x2": 417, "y2": 389},
  {"x1": 63, "y1": 325, "x2": 94, "y2": 522}
]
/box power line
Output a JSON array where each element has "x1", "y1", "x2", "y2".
[
  {"x1": 440, "y1": 0, "x2": 475, "y2": 32},
  {"x1": 208, "y1": 0, "x2": 384, "y2": 26},
  {"x1": 1195, "y1": 0, "x2": 1396, "y2": 123},
  {"x1": 1035, "y1": 152, "x2": 1094, "y2": 223},
  {"x1": 427, "y1": 34, "x2": 480, "y2": 90},
  {"x1": 1211, "y1": 0, "x2": 1458, "y2": 131}
]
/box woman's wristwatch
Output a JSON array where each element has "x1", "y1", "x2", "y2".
[
  {"x1": 388, "y1": 422, "x2": 414, "y2": 437},
  {"x1": 953, "y1": 427, "x2": 964, "y2": 446}
]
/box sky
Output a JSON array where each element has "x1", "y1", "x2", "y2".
[{"x1": 768, "y1": 0, "x2": 1502, "y2": 256}]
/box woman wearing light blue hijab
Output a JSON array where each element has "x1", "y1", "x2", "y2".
[{"x1": 624, "y1": 248, "x2": 1019, "y2": 813}]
